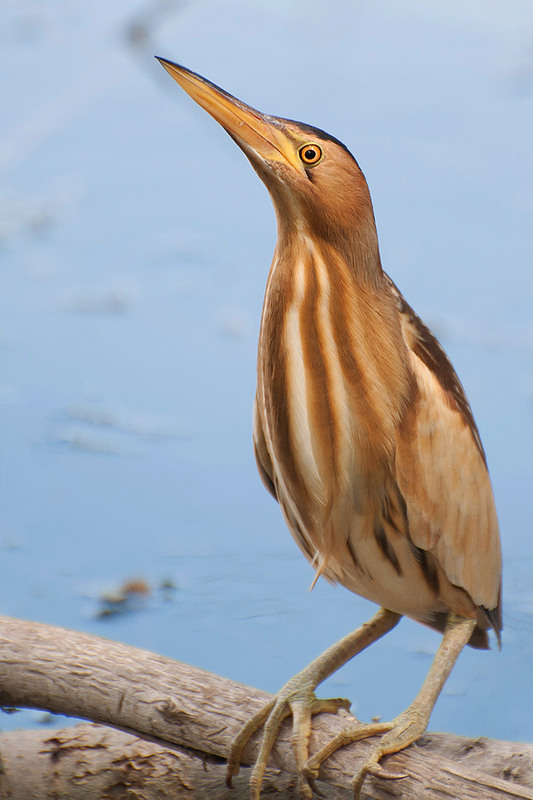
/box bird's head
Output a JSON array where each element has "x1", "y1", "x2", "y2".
[{"x1": 157, "y1": 59, "x2": 380, "y2": 272}]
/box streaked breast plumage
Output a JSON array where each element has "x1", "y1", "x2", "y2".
[{"x1": 254, "y1": 234, "x2": 500, "y2": 646}]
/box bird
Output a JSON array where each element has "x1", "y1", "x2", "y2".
[{"x1": 156, "y1": 57, "x2": 502, "y2": 800}]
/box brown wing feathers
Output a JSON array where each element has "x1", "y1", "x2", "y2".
[
  {"x1": 386, "y1": 275, "x2": 487, "y2": 464},
  {"x1": 387, "y1": 276, "x2": 502, "y2": 642}
]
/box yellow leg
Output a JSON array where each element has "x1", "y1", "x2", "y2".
[
  {"x1": 226, "y1": 607, "x2": 401, "y2": 799},
  {"x1": 304, "y1": 614, "x2": 477, "y2": 799}
]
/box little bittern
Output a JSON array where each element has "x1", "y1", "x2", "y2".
[{"x1": 157, "y1": 59, "x2": 502, "y2": 799}]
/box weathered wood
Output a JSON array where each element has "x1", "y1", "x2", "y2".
[
  {"x1": 0, "y1": 723, "x2": 301, "y2": 800},
  {"x1": 0, "y1": 615, "x2": 531, "y2": 799}
]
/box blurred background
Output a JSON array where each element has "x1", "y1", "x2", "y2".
[{"x1": 1, "y1": 0, "x2": 532, "y2": 743}]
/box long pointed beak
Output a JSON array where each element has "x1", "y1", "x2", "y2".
[{"x1": 156, "y1": 57, "x2": 298, "y2": 170}]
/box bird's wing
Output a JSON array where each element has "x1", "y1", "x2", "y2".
[{"x1": 387, "y1": 277, "x2": 502, "y2": 626}]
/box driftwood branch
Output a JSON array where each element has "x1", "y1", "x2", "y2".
[
  {"x1": 0, "y1": 616, "x2": 531, "y2": 799},
  {"x1": 0, "y1": 722, "x2": 282, "y2": 800}
]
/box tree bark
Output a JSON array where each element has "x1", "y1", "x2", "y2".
[{"x1": 0, "y1": 615, "x2": 531, "y2": 799}]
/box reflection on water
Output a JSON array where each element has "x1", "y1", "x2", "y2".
[{"x1": 0, "y1": 0, "x2": 532, "y2": 743}]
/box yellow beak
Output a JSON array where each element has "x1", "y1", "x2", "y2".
[{"x1": 156, "y1": 58, "x2": 300, "y2": 171}]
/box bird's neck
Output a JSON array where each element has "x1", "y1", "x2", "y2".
[
  {"x1": 276, "y1": 207, "x2": 383, "y2": 288},
  {"x1": 259, "y1": 231, "x2": 414, "y2": 443},
  {"x1": 275, "y1": 223, "x2": 383, "y2": 295}
]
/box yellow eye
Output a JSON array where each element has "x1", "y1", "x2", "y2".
[{"x1": 298, "y1": 143, "x2": 323, "y2": 166}]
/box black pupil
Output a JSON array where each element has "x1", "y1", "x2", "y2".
[{"x1": 304, "y1": 148, "x2": 317, "y2": 161}]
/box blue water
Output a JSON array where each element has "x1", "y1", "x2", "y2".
[{"x1": 1, "y1": 0, "x2": 532, "y2": 744}]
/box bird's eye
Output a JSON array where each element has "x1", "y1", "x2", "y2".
[{"x1": 298, "y1": 143, "x2": 323, "y2": 166}]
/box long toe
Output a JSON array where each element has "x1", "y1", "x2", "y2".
[
  {"x1": 291, "y1": 696, "x2": 351, "y2": 798},
  {"x1": 226, "y1": 698, "x2": 277, "y2": 787}
]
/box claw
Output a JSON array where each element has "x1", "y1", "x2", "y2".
[
  {"x1": 367, "y1": 761, "x2": 408, "y2": 781},
  {"x1": 353, "y1": 755, "x2": 407, "y2": 798},
  {"x1": 306, "y1": 774, "x2": 325, "y2": 798}
]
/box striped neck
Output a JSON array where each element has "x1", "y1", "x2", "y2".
[{"x1": 258, "y1": 233, "x2": 414, "y2": 493}]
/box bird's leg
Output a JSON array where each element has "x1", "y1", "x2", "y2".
[
  {"x1": 305, "y1": 613, "x2": 477, "y2": 799},
  {"x1": 226, "y1": 607, "x2": 401, "y2": 799}
]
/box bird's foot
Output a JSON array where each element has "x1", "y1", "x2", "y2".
[
  {"x1": 226, "y1": 675, "x2": 351, "y2": 800},
  {"x1": 304, "y1": 704, "x2": 430, "y2": 799},
  {"x1": 226, "y1": 609, "x2": 401, "y2": 798}
]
